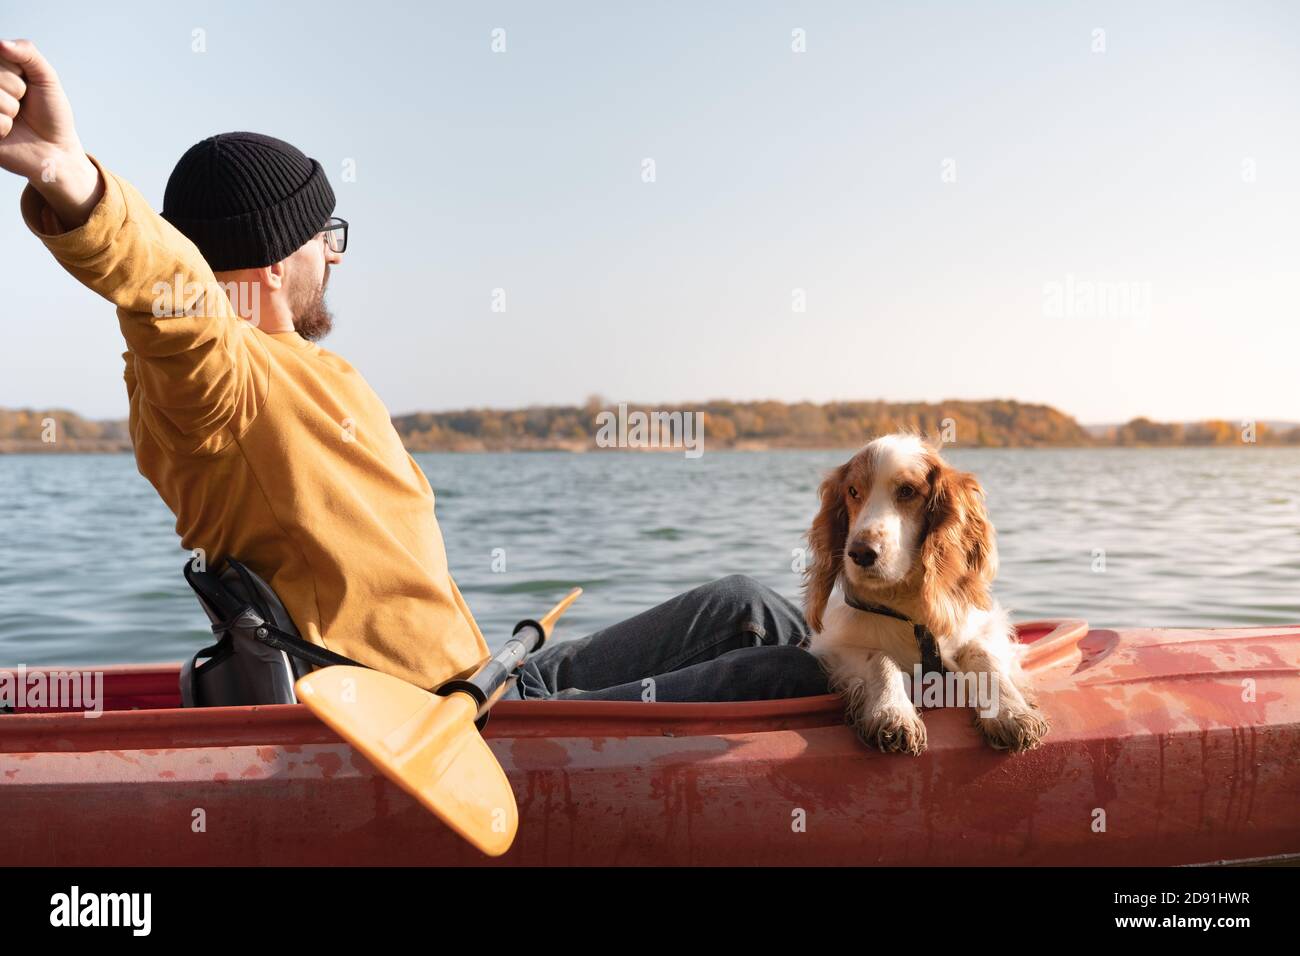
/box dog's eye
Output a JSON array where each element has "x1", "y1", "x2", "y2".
[
  {"x1": 896, "y1": 484, "x2": 917, "y2": 501},
  {"x1": 847, "y1": 486, "x2": 859, "y2": 500}
]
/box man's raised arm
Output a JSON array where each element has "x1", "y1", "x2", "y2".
[
  {"x1": 0, "y1": 39, "x2": 259, "y2": 455},
  {"x1": 0, "y1": 40, "x2": 102, "y2": 227}
]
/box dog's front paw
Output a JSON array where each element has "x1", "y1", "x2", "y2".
[
  {"x1": 857, "y1": 705, "x2": 928, "y2": 756},
  {"x1": 975, "y1": 702, "x2": 1049, "y2": 754}
]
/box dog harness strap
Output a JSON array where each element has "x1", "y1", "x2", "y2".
[
  {"x1": 912, "y1": 624, "x2": 945, "y2": 678},
  {"x1": 841, "y1": 594, "x2": 946, "y2": 677}
]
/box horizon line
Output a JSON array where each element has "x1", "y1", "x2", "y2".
[{"x1": 1, "y1": 397, "x2": 1295, "y2": 430}]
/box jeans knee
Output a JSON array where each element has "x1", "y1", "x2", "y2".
[
  {"x1": 708, "y1": 573, "x2": 767, "y2": 603},
  {"x1": 703, "y1": 574, "x2": 805, "y2": 641}
]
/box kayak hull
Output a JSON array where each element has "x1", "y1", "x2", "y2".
[{"x1": 3, "y1": 621, "x2": 1299, "y2": 866}]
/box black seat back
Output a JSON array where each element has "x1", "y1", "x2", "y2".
[{"x1": 180, "y1": 558, "x2": 356, "y2": 707}]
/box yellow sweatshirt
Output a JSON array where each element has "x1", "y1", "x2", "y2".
[{"x1": 21, "y1": 158, "x2": 489, "y2": 689}]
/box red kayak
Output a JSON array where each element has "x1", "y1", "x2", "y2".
[{"x1": 2, "y1": 620, "x2": 1298, "y2": 866}]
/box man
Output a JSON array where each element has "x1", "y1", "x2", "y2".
[{"x1": 0, "y1": 39, "x2": 828, "y2": 702}]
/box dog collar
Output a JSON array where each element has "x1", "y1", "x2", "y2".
[{"x1": 840, "y1": 591, "x2": 946, "y2": 678}]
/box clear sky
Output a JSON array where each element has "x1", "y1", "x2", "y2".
[{"x1": 2, "y1": 0, "x2": 1297, "y2": 424}]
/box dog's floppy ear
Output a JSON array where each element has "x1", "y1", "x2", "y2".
[
  {"x1": 804, "y1": 462, "x2": 850, "y2": 632},
  {"x1": 920, "y1": 455, "x2": 997, "y2": 635}
]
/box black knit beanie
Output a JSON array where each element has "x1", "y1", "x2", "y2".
[{"x1": 161, "y1": 132, "x2": 336, "y2": 271}]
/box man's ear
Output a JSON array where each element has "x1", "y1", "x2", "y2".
[{"x1": 263, "y1": 261, "x2": 284, "y2": 292}]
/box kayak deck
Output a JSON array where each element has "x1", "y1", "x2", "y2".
[{"x1": 2, "y1": 620, "x2": 1299, "y2": 866}]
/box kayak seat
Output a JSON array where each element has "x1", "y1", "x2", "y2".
[{"x1": 180, "y1": 558, "x2": 361, "y2": 707}]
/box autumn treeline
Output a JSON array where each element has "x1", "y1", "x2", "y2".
[
  {"x1": 1103, "y1": 417, "x2": 1298, "y2": 446},
  {"x1": 0, "y1": 408, "x2": 131, "y2": 452},
  {"x1": 395, "y1": 399, "x2": 1095, "y2": 450},
  {"x1": 4, "y1": 401, "x2": 1297, "y2": 453}
]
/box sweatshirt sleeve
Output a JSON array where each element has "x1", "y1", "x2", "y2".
[{"x1": 20, "y1": 156, "x2": 266, "y2": 456}]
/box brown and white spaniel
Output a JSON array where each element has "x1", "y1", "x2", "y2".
[{"x1": 804, "y1": 434, "x2": 1048, "y2": 755}]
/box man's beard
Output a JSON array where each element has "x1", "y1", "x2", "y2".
[{"x1": 291, "y1": 266, "x2": 335, "y2": 341}]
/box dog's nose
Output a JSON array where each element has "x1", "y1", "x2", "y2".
[{"x1": 848, "y1": 543, "x2": 878, "y2": 568}]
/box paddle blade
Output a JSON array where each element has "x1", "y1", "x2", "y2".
[
  {"x1": 539, "y1": 587, "x2": 583, "y2": 639},
  {"x1": 296, "y1": 666, "x2": 518, "y2": 857}
]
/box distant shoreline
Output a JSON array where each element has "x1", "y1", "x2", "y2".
[
  {"x1": 2, "y1": 399, "x2": 1296, "y2": 453},
  {"x1": 4, "y1": 444, "x2": 1300, "y2": 456}
]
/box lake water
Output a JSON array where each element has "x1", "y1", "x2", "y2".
[{"x1": 1, "y1": 448, "x2": 1298, "y2": 666}]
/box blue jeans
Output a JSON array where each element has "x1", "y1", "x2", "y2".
[{"x1": 507, "y1": 575, "x2": 830, "y2": 702}]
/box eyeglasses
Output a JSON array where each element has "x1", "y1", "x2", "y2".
[{"x1": 321, "y1": 217, "x2": 348, "y2": 254}]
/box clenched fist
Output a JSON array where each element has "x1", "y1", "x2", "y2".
[{"x1": 0, "y1": 38, "x2": 102, "y2": 227}]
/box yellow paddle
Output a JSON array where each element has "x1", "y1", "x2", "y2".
[{"x1": 294, "y1": 588, "x2": 582, "y2": 857}]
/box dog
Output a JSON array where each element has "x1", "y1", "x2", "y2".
[{"x1": 803, "y1": 433, "x2": 1048, "y2": 755}]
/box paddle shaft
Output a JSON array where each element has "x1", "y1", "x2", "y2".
[
  {"x1": 436, "y1": 620, "x2": 546, "y2": 721},
  {"x1": 436, "y1": 587, "x2": 582, "y2": 723}
]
